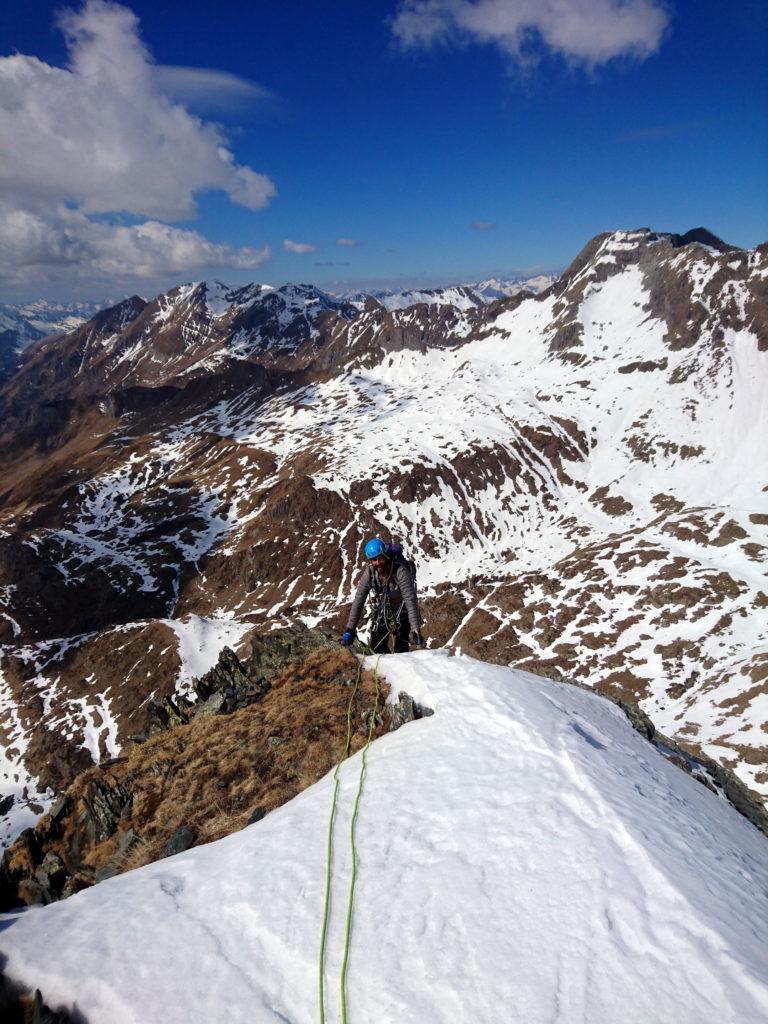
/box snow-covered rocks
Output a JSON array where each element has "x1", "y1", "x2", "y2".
[{"x1": 2, "y1": 652, "x2": 767, "y2": 1023}]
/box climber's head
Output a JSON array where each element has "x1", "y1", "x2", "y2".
[{"x1": 364, "y1": 537, "x2": 389, "y2": 570}]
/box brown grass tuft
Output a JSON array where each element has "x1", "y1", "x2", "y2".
[{"x1": 10, "y1": 648, "x2": 391, "y2": 890}]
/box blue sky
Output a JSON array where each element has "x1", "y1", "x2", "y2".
[{"x1": 1, "y1": 0, "x2": 766, "y2": 300}]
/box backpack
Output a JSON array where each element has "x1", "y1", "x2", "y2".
[{"x1": 384, "y1": 543, "x2": 417, "y2": 592}]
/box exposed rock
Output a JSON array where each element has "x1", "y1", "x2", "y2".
[
  {"x1": 164, "y1": 827, "x2": 197, "y2": 858},
  {"x1": 0, "y1": 961, "x2": 86, "y2": 1024},
  {"x1": 147, "y1": 694, "x2": 195, "y2": 735},
  {"x1": 94, "y1": 828, "x2": 139, "y2": 882},
  {"x1": 35, "y1": 851, "x2": 67, "y2": 894},
  {"x1": 245, "y1": 624, "x2": 340, "y2": 681},
  {"x1": 198, "y1": 646, "x2": 251, "y2": 696},
  {"x1": 82, "y1": 776, "x2": 132, "y2": 843},
  {"x1": 193, "y1": 690, "x2": 227, "y2": 718},
  {"x1": 614, "y1": 699, "x2": 655, "y2": 742},
  {"x1": 389, "y1": 691, "x2": 435, "y2": 731},
  {"x1": 18, "y1": 877, "x2": 50, "y2": 907}
]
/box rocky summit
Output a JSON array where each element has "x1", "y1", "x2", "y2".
[{"x1": 0, "y1": 226, "x2": 766, "y2": 849}]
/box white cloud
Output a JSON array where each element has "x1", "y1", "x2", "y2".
[
  {"x1": 283, "y1": 239, "x2": 317, "y2": 254},
  {"x1": 0, "y1": 205, "x2": 270, "y2": 283},
  {"x1": 336, "y1": 237, "x2": 358, "y2": 247},
  {"x1": 0, "y1": 1, "x2": 275, "y2": 288},
  {"x1": 392, "y1": 0, "x2": 670, "y2": 69}
]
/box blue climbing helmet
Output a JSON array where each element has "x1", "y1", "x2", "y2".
[{"x1": 364, "y1": 537, "x2": 387, "y2": 560}]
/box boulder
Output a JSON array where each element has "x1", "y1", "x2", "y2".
[
  {"x1": 192, "y1": 690, "x2": 226, "y2": 718},
  {"x1": 245, "y1": 624, "x2": 338, "y2": 682},
  {"x1": 390, "y1": 691, "x2": 435, "y2": 732},
  {"x1": 164, "y1": 827, "x2": 197, "y2": 858},
  {"x1": 94, "y1": 829, "x2": 139, "y2": 883},
  {"x1": 34, "y1": 852, "x2": 67, "y2": 896}
]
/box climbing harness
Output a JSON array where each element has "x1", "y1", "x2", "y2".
[
  {"x1": 319, "y1": 642, "x2": 382, "y2": 1024},
  {"x1": 368, "y1": 561, "x2": 403, "y2": 652}
]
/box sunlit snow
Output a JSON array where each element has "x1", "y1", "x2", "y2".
[{"x1": 2, "y1": 653, "x2": 767, "y2": 1023}]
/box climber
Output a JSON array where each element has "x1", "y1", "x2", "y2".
[{"x1": 342, "y1": 538, "x2": 425, "y2": 654}]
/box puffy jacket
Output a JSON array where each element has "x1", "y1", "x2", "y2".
[{"x1": 345, "y1": 560, "x2": 422, "y2": 633}]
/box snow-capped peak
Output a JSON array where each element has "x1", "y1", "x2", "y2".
[{"x1": 470, "y1": 274, "x2": 556, "y2": 301}]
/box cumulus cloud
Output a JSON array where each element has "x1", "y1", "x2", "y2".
[
  {"x1": 472, "y1": 219, "x2": 495, "y2": 230},
  {"x1": 336, "y1": 237, "x2": 358, "y2": 247},
  {"x1": 283, "y1": 239, "x2": 317, "y2": 254},
  {"x1": 0, "y1": 0, "x2": 275, "y2": 286},
  {"x1": 392, "y1": 0, "x2": 670, "y2": 69},
  {"x1": 0, "y1": 205, "x2": 270, "y2": 284}
]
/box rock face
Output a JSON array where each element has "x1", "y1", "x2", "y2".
[{"x1": 0, "y1": 226, "x2": 767, "y2": 851}]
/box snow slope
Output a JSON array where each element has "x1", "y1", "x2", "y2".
[{"x1": 2, "y1": 652, "x2": 767, "y2": 1023}]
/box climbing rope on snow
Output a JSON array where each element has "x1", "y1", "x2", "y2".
[
  {"x1": 318, "y1": 655, "x2": 360, "y2": 1023},
  {"x1": 340, "y1": 653, "x2": 381, "y2": 1022},
  {"x1": 319, "y1": 645, "x2": 382, "y2": 1024}
]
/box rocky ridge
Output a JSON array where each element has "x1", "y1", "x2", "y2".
[
  {"x1": 0, "y1": 226, "x2": 766, "y2": 849},
  {"x1": 0, "y1": 624, "x2": 437, "y2": 910}
]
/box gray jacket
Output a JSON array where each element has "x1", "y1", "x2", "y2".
[{"x1": 345, "y1": 561, "x2": 422, "y2": 633}]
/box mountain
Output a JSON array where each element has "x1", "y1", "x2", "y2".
[
  {"x1": 337, "y1": 274, "x2": 556, "y2": 309},
  {"x1": 0, "y1": 299, "x2": 106, "y2": 388},
  {"x1": 0, "y1": 299, "x2": 105, "y2": 349},
  {"x1": 344, "y1": 284, "x2": 485, "y2": 312},
  {"x1": 0, "y1": 226, "x2": 766, "y2": 853},
  {"x1": 2, "y1": 652, "x2": 768, "y2": 1021},
  {"x1": 469, "y1": 273, "x2": 557, "y2": 300}
]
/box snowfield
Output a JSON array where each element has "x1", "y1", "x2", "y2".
[{"x1": 2, "y1": 651, "x2": 767, "y2": 1023}]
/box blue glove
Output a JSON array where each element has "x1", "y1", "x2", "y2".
[{"x1": 342, "y1": 630, "x2": 355, "y2": 647}]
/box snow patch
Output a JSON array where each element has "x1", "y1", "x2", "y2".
[{"x1": 162, "y1": 614, "x2": 252, "y2": 696}]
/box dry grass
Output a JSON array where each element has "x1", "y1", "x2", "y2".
[{"x1": 23, "y1": 648, "x2": 391, "y2": 883}]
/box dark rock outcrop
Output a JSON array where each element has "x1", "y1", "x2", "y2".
[{"x1": 164, "y1": 826, "x2": 197, "y2": 858}]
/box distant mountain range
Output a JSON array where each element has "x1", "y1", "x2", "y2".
[
  {"x1": 0, "y1": 226, "x2": 766, "y2": 855},
  {"x1": 0, "y1": 275, "x2": 555, "y2": 362},
  {"x1": 0, "y1": 273, "x2": 557, "y2": 393},
  {"x1": 0, "y1": 299, "x2": 107, "y2": 348},
  {"x1": 0, "y1": 300, "x2": 108, "y2": 389},
  {"x1": 334, "y1": 273, "x2": 556, "y2": 310}
]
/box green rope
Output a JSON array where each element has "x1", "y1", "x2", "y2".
[
  {"x1": 319, "y1": 647, "x2": 382, "y2": 1024},
  {"x1": 340, "y1": 655, "x2": 381, "y2": 1022},
  {"x1": 319, "y1": 655, "x2": 361, "y2": 1024}
]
